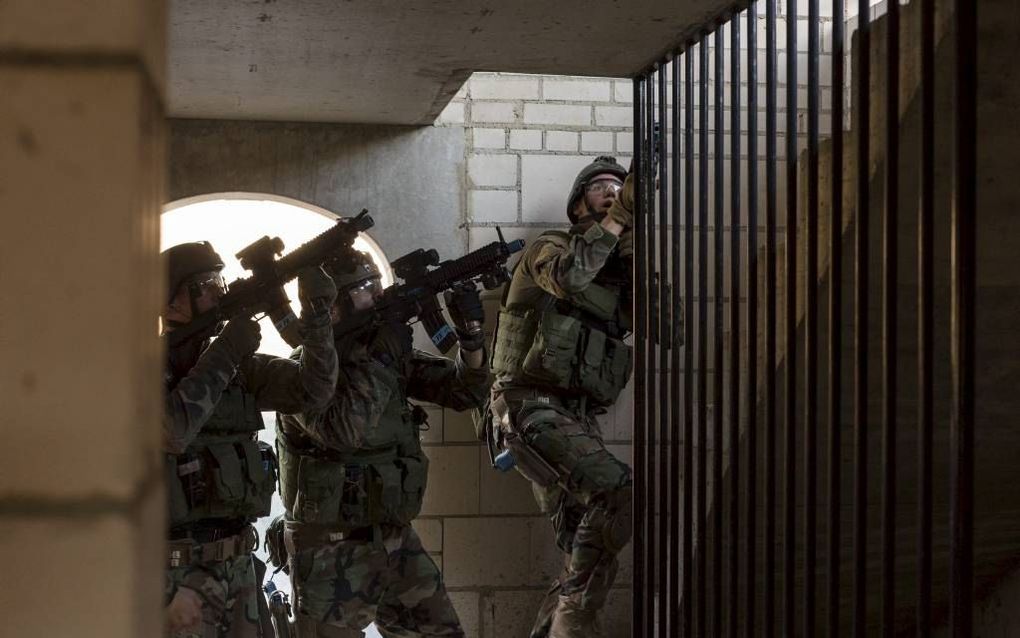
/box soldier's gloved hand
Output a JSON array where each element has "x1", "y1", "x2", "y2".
[
  {"x1": 297, "y1": 266, "x2": 338, "y2": 315},
  {"x1": 605, "y1": 173, "x2": 635, "y2": 228},
  {"x1": 166, "y1": 587, "x2": 203, "y2": 633},
  {"x1": 216, "y1": 317, "x2": 261, "y2": 363},
  {"x1": 370, "y1": 320, "x2": 413, "y2": 366},
  {"x1": 618, "y1": 229, "x2": 633, "y2": 258},
  {"x1": 444, "y1": 282, "x2": 485, "y2": 351}
]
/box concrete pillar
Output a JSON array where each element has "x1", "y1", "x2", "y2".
[{"x1": 0, "y1": 1, "x2": 166, "y2": 636}]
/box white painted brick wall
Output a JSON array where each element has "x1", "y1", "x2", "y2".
[
  {"x1": 582, "y1": 131, "x2": 614, "y2": 152},
  {"x1": 467, "y1": 154, "x2": 517, "y2": 187},
  {"x1": 473, "y1": 128, "x2": 506, "y2": 149},
  {"x1": 469, "y1": 189, "x2": 517, "y2": 224},
  {"x1": 543, "y1": 78, "x2": 612, "y2": 102},
  {"x1": 471, "y1": 75, "x2": 540, "y2": 100},
  {"x1": 520, "y1": 154, "x2": 593, "y2": 224},
  {"x1": 545, "y1": 130, "x2": 578, "y2": 152},
  {"x1": 508, "y1": 129, "x2": 542, "y2": 150},
  {"x1": 471, "y1": 101, "x2": 517, "y2": 123},
  {"x1": 523, "y1": 103, "x2": 592, "y2": 126}
]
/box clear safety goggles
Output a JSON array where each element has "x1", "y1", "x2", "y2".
[
  {"x1": 187, "y1": 271, "x2": 227, "y2": 297},
  {"x1": 347, "y1": 277, "x2": 382, "y2": 298},
  {"x1": 585, "y1": 179, "x2": 624, "y2": 196}
]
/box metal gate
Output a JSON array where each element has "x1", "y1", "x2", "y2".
[{"x1": 630, "y1": 0, "x2": 976, "y2": 635}]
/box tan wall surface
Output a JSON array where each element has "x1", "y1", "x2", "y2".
[{"x1": 0, "y1": 1, "x2": 167, "y2": 636}]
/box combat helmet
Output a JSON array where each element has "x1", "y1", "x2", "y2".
[
  {"x1": 162, "y1": 241, "x2": 225, "y2": 304},
  {"x1": 566, "y1": 155, "x2": 628, "y2": 223},
  {"x1": 325, "y1": 249, "x2": 379, "y2": 291}
]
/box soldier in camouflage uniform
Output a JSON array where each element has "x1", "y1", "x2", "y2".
[
  {"x1": 489, "y1": 156, "x2": 635, "y2": 638},
  {"x1": 277, "y1": 249, "x2": 489, "y2": 637},
  {"x1": 162, "y1": 241, "x2": 339, "y2": 638}
]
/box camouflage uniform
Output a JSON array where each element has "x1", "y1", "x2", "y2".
[
  {"x1": 278, "y1": 332, "x2": 489, "y2": 638},
  {"x1": 165, "y1": 306, "x2": 338, "y2": 638},
  {"x1": 489, "y1": 163, "x2": 634, "y2": 637}
]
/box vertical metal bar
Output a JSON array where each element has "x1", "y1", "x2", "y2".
[
  {"x1": 729, "y1": 12, "x2": 742, "y2": 638},
  {"x1": 683, "y1": 47, "x2": 696, "y2": 638},
  {"x1": 713, "y1": 26, "x2": 726, "y2": 638},
  {"x1": 804, "y1": 0, "x2": 820, "y2": 634},
  {"x1": 916, "y1": 0, "x2": 935, "y2": 635},
  {"x1": 764, "y1": 2, "x2": 779, "y2": 633},
  {"x1": 852, "y1": 1, "x2": 871, "y2": 635},
  {"x1": 632, "y1": 74, "x2": 648, "y2": 638},
  {"x1": 657, "y1": 60, "x2": 670, "y2": 638},
  {"x1": 784, "y1": 0, "x2": 799, "y2": 631},
  {"x1": 698, "y1": 35, "x2": 710, "y2": 638},
  {"x1": 950, "y1": 0, "x2": 976, "y2": 634},
  {"x1": 645, "y1": 66, "x2": 659, "y2": 632},
  {"x1": 670, "y1": 49, "x2": 683, "y2": 638},
  {"x1": 744, "y1": 4, "x2": 760, "y2": 636},
  {"x1": 828, "y1": 1, "x2": 845, "y2": 636},
  {"x1": 881, "y1": 0, "x2": 900, "y2": 634}
]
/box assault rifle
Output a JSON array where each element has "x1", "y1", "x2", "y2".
[
  {"x1": 333, "y1": 228, "x2": 525, "y2": 353},
  {"x1": 166, "y1": 210, "x2": 374, "y2": 349}
]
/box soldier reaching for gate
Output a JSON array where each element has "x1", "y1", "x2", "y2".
[
  {"x1": 276, "y1": 248, "x2": 489, "y2": 637},
  {"x1": 488, "y1": 156, "x2": 636, "y2": 638},
  {"x1": 161, "y1": 241, "x2": 339, "y2": 637}
]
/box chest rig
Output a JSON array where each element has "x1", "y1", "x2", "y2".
[
  {"x1": 492, "y1": 229, "x2": 634, "y2": 407},
  {"x1": 277, "y1": 352, "x2": 429, "y2": 531},
  {"x1": 165, "y1": 379, "x2": 277, "y2": 528}
]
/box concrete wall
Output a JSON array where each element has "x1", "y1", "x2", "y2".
[{"x1": 0, "y1": 1, "x2": 167, "y2": 636}]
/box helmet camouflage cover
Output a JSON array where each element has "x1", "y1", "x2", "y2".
[
  {"x1": 162, "y1": 241, "x2": 225, "y2": 304},
  {"x1": 324, "y1": 249, "x2": 379, "y2": 290},
  {"x1": 566, "y1": 155, "x2": 628, "y2": 223}
]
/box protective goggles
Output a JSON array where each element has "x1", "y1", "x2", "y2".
[
  {"x1": 347, "y1": 277, "x2": 382, "y2": 298},
  {"x1": 187, "y1": 271, "x2": 227, "y2": 296},
  {"x1": 585, "y1": 179, "x2": 624, "y2": 195}
]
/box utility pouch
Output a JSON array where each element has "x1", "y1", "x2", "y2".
[
  {"x1": 577, "y1": 330, "x2": 633, "y2": 406},
  {"x1": 491, "y1": 310, "x2": 538, "y2": 376},
  {"x1": 504, "y1": 433, "x2": 560, "y2": 488},
  {"x1": 521, "y1": 312, "x2": 582, "y2": 389},
  {"x1": 395, "y1": 455, "x2": 428, "y2": 524}
]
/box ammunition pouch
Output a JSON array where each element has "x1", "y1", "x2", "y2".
[
  {"x1": 167, "y1": 437, "x2": 278, "y2": 527},
  {"x1": 278, "y1": 436, "x2": 428, "y2": 530},
  {"x1": 492, "y1": 309, "x2": 632, "y2": 407}
]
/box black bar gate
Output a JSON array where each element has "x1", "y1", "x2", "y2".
[{"x1": 629, "y1": 1, "x2": 978, "y2": 635}]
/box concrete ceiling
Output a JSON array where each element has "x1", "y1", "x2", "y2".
[{"x1": 168, "y1": 0, "x2": 734, "y2": 125}]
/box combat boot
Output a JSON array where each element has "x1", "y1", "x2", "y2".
[{"x1": 547, "y1": 596, "x2": 603, "y2": 638}]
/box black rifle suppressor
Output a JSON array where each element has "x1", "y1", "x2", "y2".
[
  {"x1": 166, "y1": 209, "x2": 374, "y2": 349},
  {"x1": 333, "y1": 227, "x2": 525, "y2": 353}
]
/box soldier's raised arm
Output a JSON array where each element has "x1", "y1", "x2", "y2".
[
  {"x1": 238, "y1": 266, "x2": 339, "y2": 414},
  {"x1": 521, "y1": 156, "x2": 634, "y2": 298}
]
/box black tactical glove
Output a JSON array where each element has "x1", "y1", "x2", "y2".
[
  {"x1": 297, "y1": 266, "x2": 338, "y2": 315},
  {"x1": 443, "y1": 282, "x2": 485, "y2": 351},
  {"x1": 216, "y1": 317, "x2": 262, "y2": 363},
  {"x1": 370, "y1": 320, "x2": 413, "y2": 367}
]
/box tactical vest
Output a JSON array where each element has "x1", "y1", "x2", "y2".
[
  {"x1": 492, "y1": 229, "x2": 634, "y2": 407},
  {"x1": 276, "y1": 363, "x2": 428, "y2": 530},
  {"x1": 165, "y1": 382, "x2": 277, "y2": 527}
]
